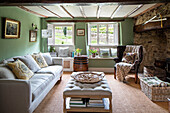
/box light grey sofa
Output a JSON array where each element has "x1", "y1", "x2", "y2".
[{"x1": 0, "y1": 55, "x2": 63, "y2": 113}]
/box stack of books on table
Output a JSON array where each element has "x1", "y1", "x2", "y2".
[
  {"x1": 87, "y1": 98, "x2": 104, "y2": 108},
  {"x1": 69, "y1": 97, "x2": 86, "y2": 107}
]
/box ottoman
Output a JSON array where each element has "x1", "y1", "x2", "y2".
[{"x1": 63, "y1": 74, "x2": 112, "y2": 113}]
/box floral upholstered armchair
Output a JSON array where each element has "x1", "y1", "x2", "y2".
[{"x1": 113, "y1": 45, "x2": 143, "y2": 83}]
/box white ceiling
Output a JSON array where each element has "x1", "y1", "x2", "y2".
[{"x1": 22, "y1": 4, "x2": 156, "y2": 18}]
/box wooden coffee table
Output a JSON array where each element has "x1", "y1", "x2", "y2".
[{"x1": 63, "y1": 72, "x2": 112, "y2": 113}]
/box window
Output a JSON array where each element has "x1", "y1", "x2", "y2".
[
  {"x1": 88, "y1": 23, "x2": 119, "y2": 46},
  {"x1": 48, "y1": 24, "x2": 74, "y2": 45}
]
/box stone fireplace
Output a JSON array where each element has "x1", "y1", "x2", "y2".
[{"x1": 134, "y1": 3, "x2": 170, "y2": 81}]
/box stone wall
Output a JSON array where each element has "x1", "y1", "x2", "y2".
[{"x1": 134, "y1": 3, "x2": 170, "y2": 72}]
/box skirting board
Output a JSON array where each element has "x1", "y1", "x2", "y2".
[{"x1": 88, "y1": 67, "x2": 114, "y2": 73}]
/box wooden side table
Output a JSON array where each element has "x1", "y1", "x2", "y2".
[{"x1": 74, "y1": 55, "x2": 88, "y2": 71}]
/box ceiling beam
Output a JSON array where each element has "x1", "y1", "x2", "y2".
[
  {"x1": 110, "y1": 5, "x2": 121, "y2": 19},
  {"x1": 40, "y1": 6, "x2": 61, "y2": 18},
  {"x1": 79, "y1": 6, "x2": 86, "y2": 18},
  {"x1": 46, "y1": 19, "x2": 124, "y2": 23},
  {"x1": 124, "y1": 4, "x2": 143, "y2": 18},
  {"x1": 18, "y1": 6, "x2": 48, "y2": 18},
  {"x1": 96, "y1": 6, "x2": 102, "y2": 19},
  {"x1": 134, "y1": 3, "x2": 164, "y2": 18},
  {"x1": 60, "y1": 5, "x2": 74, "y2": 18},
  {"x1": 0, "y1": 0, "x2": 168, "y2": 6}
]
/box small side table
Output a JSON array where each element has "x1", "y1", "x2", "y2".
[
  {"x1": 74, "y1": 55, "x2": 88, "y2": 71},
  {"x1": 63, "y1": 57, "x2": 74, "y2": 72}
]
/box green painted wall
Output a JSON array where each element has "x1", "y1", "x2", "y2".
[
  {"x1": 0, "y1": 7, "x2": 41, "y2": 61},
  {"x1": 120, "y1": 18, "x2": 134, "y2": 45},
  {"x1": 42, "y1": 17, "x2": 134, "y2": 68}
]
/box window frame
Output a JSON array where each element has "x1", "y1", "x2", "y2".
[
  {"x1": 88, "y1": 22, "x2": 119, "y2": 46},
  {"x1": 53, "y1": 23, "x2": 75, "y2": 46}
]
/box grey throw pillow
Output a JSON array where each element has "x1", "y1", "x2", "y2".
[
  {"x1": 16, "y1": 55, "x2": 41, "y2": 72},
  {"x1": 58, "y1": 47, "x2": 69, "y2": 57},
  {"x1": 41, "y1": 53, "x2": 53, "y2": 65},
  {"x1": 0, "y1": 66, "x2": 16, "y2": 79}
]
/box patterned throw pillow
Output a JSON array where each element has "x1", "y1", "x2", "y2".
[
  {"x1": 8, "y1": 59, "x2": 34, "y2": 80},
  {"x1": 122, "y1": 53, "x2": 136, "y2": 64},
  {"x1": 32, "y1": 53, "x2": 48, "y2": 68}
]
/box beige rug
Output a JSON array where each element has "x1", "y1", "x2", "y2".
[{"x1": 34, "y1": 72, "x2": 169, "y2": 113}]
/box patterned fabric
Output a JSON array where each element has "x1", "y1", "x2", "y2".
[
  {"x1": 116, "y1": 62, "x2": 134, "y2": 81},
  {"x1": 32, "y1": 53, "x2": 48, "y2": 68},
  {"x1": 8, "y1": 59, "x2": 34, "y2": 80},
  {"x1": 99, "y1": 48, "x2": 110, "y2": 58},
  {"x1": 122, "y1": 53, "x2": 137, "y2": 64}
]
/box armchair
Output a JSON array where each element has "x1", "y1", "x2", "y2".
[{"x1": 113, "y1": 45, "x2": 143, "y2": 83}]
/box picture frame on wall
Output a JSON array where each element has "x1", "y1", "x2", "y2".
[
  {"x1": 77, "y1": 29, "x2": 85, "y2": 36},
  {"x1": 4, "y1": 18, "x2": 20, "y2": 39},
  {"x1": 29, "y1": 30, "x2": 37, "y2": 42}
]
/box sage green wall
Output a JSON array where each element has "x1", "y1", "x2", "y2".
[
  {"x1": 42, "y1": 17, "x2": 134, "y2": 67},
  {"x1": 0, "y1": 7, "x2": 41, "y2": 61},
  {"x1": 120, "y1": 18, "x2": 134, "y2": 45}
]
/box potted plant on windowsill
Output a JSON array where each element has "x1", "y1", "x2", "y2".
[
  {"x1": 49, "y1": 46, "x2": 57, "y2": 57},
  {"x1": 89, "y1": 48, "x2": 98, "y2": 57}
]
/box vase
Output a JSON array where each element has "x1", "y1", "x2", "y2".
[
  {"x1": 92, "y1": 53, "x2": 96, "y2": 57},
  {"x1": 77, "y1": 52, "x2": 81, "y2": 56}
]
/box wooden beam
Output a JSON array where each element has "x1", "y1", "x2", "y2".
[
  {"x1": 134, "y1": 3, "x2": 164, "y2": 18},
  {"x1": 96, "y1": 6, "x2": 102, "y2": 19},
  {"x1": 41, "y1": 6, "x2": 61, "y2": 18},
  {"x1": 18, "y1": 6, "x2": 48, "y2": 18},
  {"x1": 110, "y1": 5, "x2": 121, "y2": 19},
  {"x1": 134, "y1": 18, "x2": 170, "y2": 32},
  {"x1": 60, "y1": 5, "x2": 74, "y2": 18},
  {"x1": 0, "y1": 0, "x2": 168, "y2": 6},
  {"x1": 46, "y1": 19, "x2": 124, "y2": 23},
  {"x1": 124, "y1": 4, "x2": 143, "y2": 18},
  {"x1": 79, "y1": 6, "x2": 86, "y2": 18}
]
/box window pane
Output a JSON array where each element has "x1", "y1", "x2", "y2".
[
  {"x1": 99, "y1": 25, "x2": 107, "y2": 44},
  {"x1": 55, "y1": 26, "x2": 73, "y2": 45},
  {"x1": 90, "y1": 25, "x2": 97, "y2": 45},
  {"x1": 108, "y1": 24, "x2": 114, "y2": 44}
]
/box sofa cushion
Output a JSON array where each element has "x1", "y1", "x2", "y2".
[
  {"x1": 29, "y1": 74, "x2": 54, "y2": 101},
  {"x1": 36, "y1": 65, "x2": 63, "y2": 77},
  {"x1": 32, "y1": 53, "x2": 48, "y2": 68},
  {"x1": 41, "y1": 53, "x2": 53, "y2": 65},
  {"x1": 15, "y1": 55, "x2": 41, "y2": 73},
  {"x1": 8, "y1": 59, "x2": 34, "y2": 80},
  {"x1": 0, "y1": 65, "x2": 16, "y2": 79}
]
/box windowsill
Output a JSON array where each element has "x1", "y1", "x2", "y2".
[{"x1": 88, "y1": 56, "x2": 116, "y2": 60}]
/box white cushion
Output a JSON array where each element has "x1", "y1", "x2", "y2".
[
  {"x1": 0, "y1": 66, "x2": 15, "y2": 79},
  {"x1": 110, "y1": 48, "x2": 117, "y2": 57},
  {"x1": 58, "y1": 47, "x2": 70, "y2": 57}
]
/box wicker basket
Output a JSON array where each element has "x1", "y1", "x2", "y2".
[{"x1": 140, "y1": 77, "x2": 170, "y2": 101}]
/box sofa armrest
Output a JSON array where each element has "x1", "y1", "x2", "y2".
[
  {"x1": 52, "y1": 57, "x2": 64, "y2": 66},
  {"x1": 0, "y1": 79, "x2": 31, "y2": 113}
]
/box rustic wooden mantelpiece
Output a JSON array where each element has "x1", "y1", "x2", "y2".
[
  {"x1": 134, "y1": 18, "x2": 170, "y2": 32},
  {"x1": 74, "y1": 55, "x2": 88, "y2": 72}
]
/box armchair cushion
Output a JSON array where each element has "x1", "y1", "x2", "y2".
[{"x1": 122, "y1": 53, "x2": 137, "y2": 64}]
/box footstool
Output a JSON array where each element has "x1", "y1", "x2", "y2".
[{"x1": 63, "y1": 72, "x2": 112, "y2": 113}]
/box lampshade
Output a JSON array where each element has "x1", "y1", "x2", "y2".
[{"x1": 42, "y1": 29, "x2": 52, "y2": 38}]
